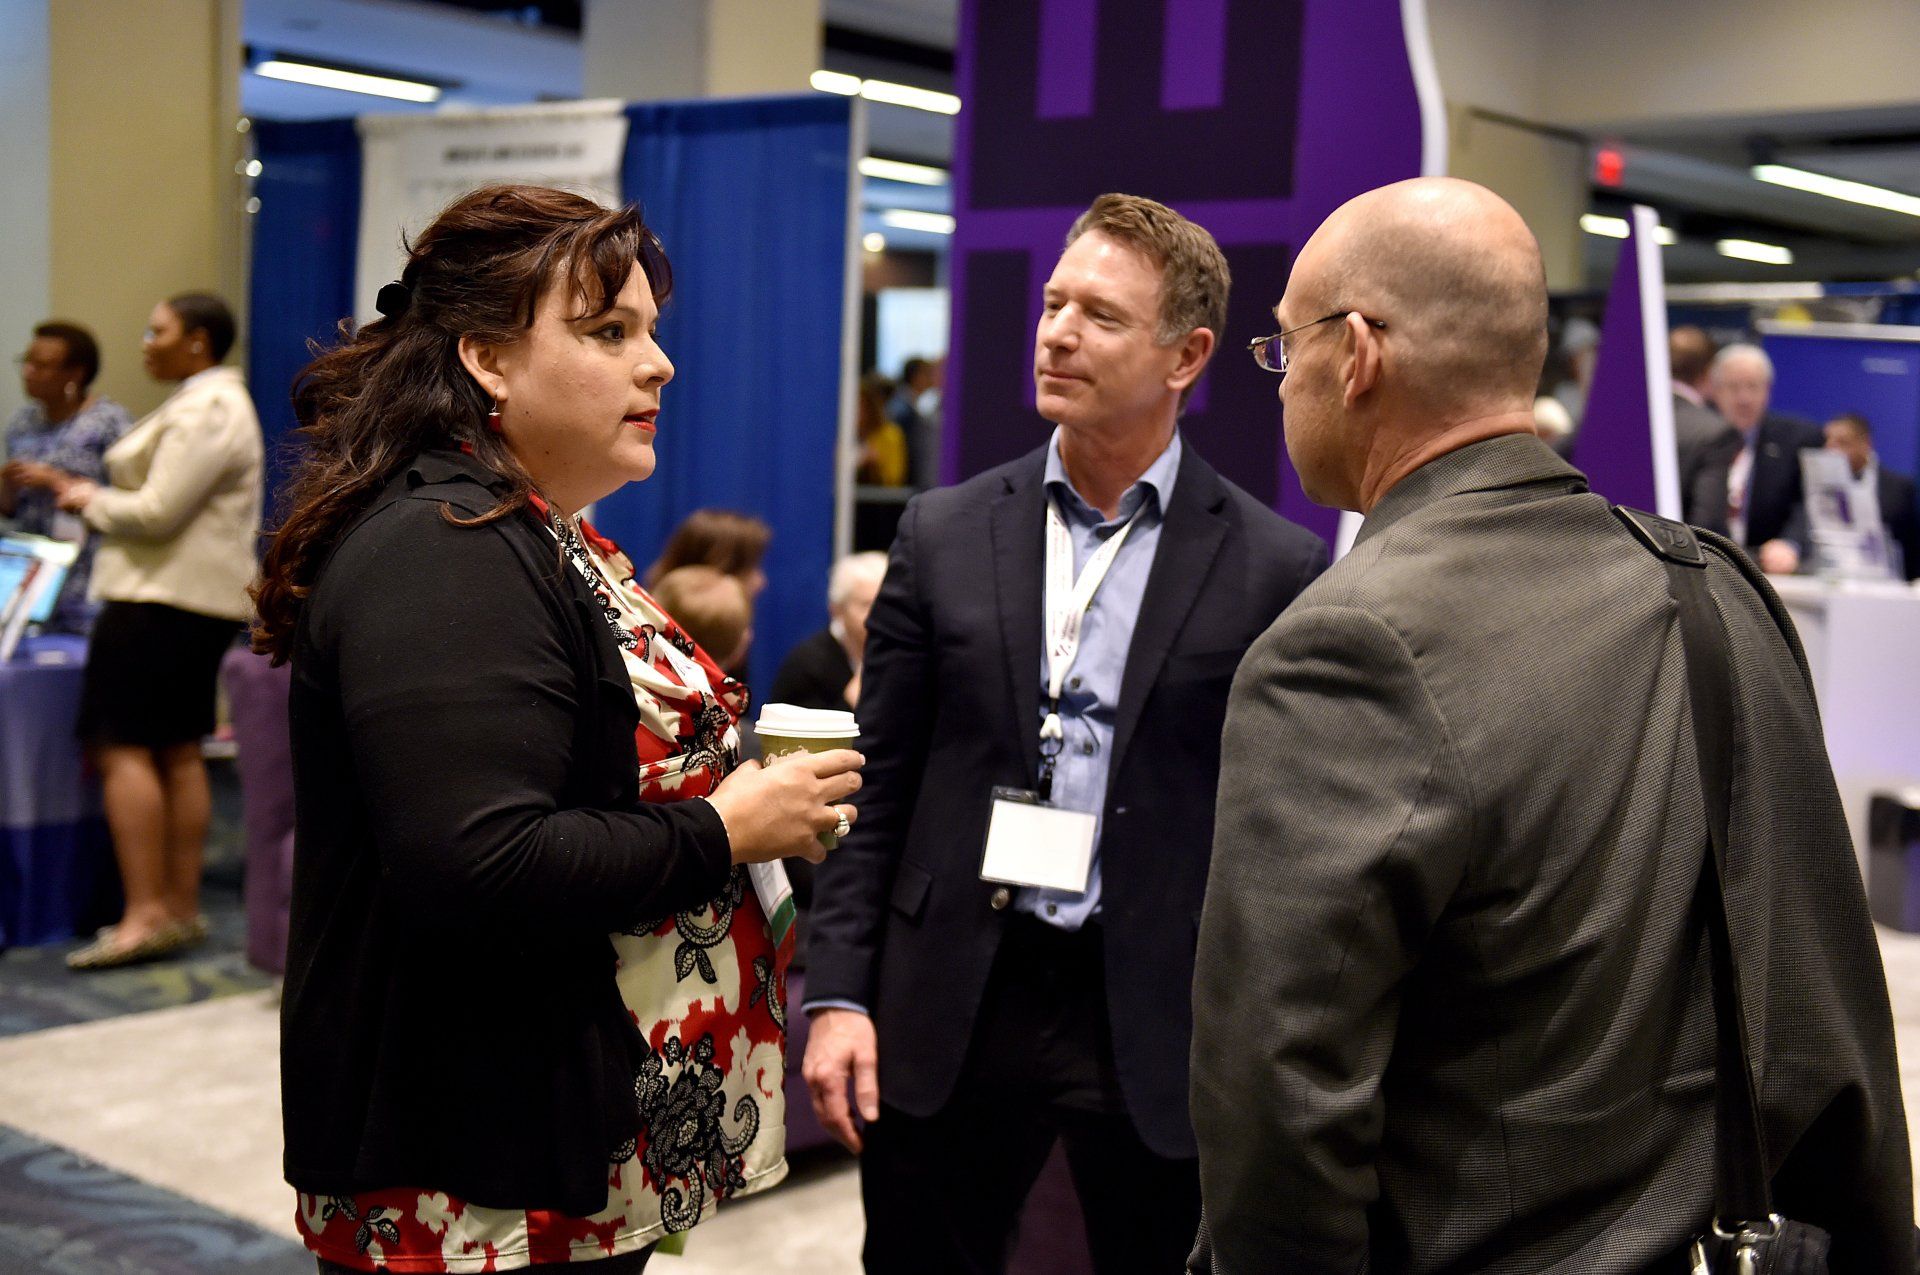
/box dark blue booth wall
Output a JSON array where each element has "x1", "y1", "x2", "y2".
[
  {"x1": 601, "y1": 96, "x2": 852, "y2": 692},
  {"x1": 247, "y1": 119, "x2": 362, "y2": 515},
  {"x1": 246, "y1": 100, "x2": 853, "y2": 693},
  {"x1": 1764, "y1": 332, "x2": 1920, "y2": 480}
]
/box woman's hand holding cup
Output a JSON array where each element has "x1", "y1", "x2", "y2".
[{"x1": 706, "y1": 749, "x2": 863, "y2": 865}]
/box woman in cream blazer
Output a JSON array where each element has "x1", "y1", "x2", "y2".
[{"x1": 53, "y1": 293, "x2": 263, "y2": 970}]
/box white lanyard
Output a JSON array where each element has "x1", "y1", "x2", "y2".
[
  {"x1": 651, "y1": 625, "x2": 715, "y2": 698},
  {"x1": 1041, "y1": 496, "x2": 1141, "y2": 749}
]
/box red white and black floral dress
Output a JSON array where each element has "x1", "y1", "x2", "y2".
[{"x1": 298, "y1": 505, "x2": 789, "y2": 1271}]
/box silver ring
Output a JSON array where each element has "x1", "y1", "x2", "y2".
[{"x1": 832, "y1": 810, "x2": 852, "y2": 839}]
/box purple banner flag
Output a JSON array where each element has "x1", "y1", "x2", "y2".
[
  {"x1": 944, "y1": 0, "x2": 1443, "y2": 544},
  {"x1": 1572, "y1": 206, "x2": 1681, "y2": 518}
]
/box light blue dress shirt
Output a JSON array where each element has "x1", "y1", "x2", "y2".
[{"x1": 1018, "y1": 427, "x2": 1180, "y2": 931}]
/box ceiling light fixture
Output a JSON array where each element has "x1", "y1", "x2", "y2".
[
  {"x1": 859, "y1": 157, "x2": 949, "y2": 186},
  {"x1": 1579, "y1": 213, "x2": 1677, "y2": 245},
  {"x1": 813, "y1": 70, "x2": 960, "y2": 116},
  {"x1": 1752, "y1": 164, "x2": 1920, "y2": 219},
  {"x1": 880, "y1": 209, "x2": 956, "y2": 235},
  {"x1": 863, "y1": 232, "x2": 887, "y2": 253},
  {"x1": 810, "y1": 70, "x2": 862, "y2": 96},
  {"x1": 857, "y1": 79, "x2": 961, "y2": 115},
  {"x1": 255, "y1": 58, "x2": 441, "y2": 103},
  {"x1": 1716, "y1": 238, "x2": 1795, "y2": 266}
]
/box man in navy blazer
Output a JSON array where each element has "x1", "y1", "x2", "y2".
[
  {"x1": 803, "y1": 194, "x2": 1326, "y2": 1273},
  {"x1": 1688, "y1": 343, "x2": 1823, "y2": 572}
]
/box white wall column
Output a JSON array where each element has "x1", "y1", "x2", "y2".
[{"x1": 582, "y1": 0, "x2": 821, "y2": 103}]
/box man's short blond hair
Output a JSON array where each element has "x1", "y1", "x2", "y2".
[{"x1": 1066, "y1": 193, "x2": 1231, "y2": 353}]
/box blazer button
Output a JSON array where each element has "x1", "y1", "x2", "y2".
[{"x1": 989, "y1": 886, "x2": 1012, "y2": 911}]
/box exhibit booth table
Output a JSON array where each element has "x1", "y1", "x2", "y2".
[
  {"x1": 0, "y1": 634, "x2": 111, "y2": 947},
  {"x1": 1772, "y1": 576, "x2": 1920, "y2": 884}
]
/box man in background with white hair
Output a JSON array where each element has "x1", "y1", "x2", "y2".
[
  {"x1": 1690, "y1": 343, "x2": 1823, "y2": 573},
  {"x1": 769, "y1": 550, "x2": 889, "y2": 711}
]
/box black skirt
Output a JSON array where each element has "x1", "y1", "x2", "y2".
[{"x1": 77, "y1": 601, "x2": 240, "y2": 748}]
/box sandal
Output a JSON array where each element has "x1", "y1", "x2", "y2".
[{"x1": 65, "y1": 923, "x2": 193, "y2": 971}]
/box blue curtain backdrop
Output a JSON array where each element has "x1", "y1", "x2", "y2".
[
  {"x1": 602, "y1": 96, "x2": 852, "y2": 693},
  {"x1": 247, "y1": 119, "x2": 362, "y2": 513}
]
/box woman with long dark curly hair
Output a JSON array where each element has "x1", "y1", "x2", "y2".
[{"x1": 257, "y1": 184, "x2": 862, "y2": 1273}]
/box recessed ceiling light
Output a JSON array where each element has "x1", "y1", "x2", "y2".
[
  {"x1": 879, "y1": 209, "x2": 956, "y2": 235},
  {"x1": 812, "y1": 71, "x2": 960, "y2": 116},
  {"x1": 810, "y1": 70, "x2": 862, "y2": 97},
  {"x1": 1752, "y1": 164, "x2": 1920, "y2": 219},
  {"x1": 255, "y1": 59, "x2": 440, "y2": 103},
  {"x1": 1579, "y1": 213, "x2": 1677, "y2": 245},
  {"x1": 859, "y1": 157, "x2": 949, "y2": 186},
  {"x1": 857, "y1": 79, "x2": 961, "y2": 115},
  {"x1": 1716, "y1": 238, "x2": 1795, "y2": 266}
]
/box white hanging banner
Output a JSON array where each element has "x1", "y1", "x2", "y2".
[{"x1": 354, "y1": 102, "x2": 630, "y2": 322}]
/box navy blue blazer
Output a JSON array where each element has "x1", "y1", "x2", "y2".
[
  {"x1": 1690, "y1": 412, "x2": 1824, "y2": 548},
  {"x1": 806, "y1": 439, "x2": 1327, "y2": 1157}
]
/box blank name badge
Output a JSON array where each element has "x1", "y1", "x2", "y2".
[{"x1": 979, "y1": 786, "x2": 1097, "y2": 893}]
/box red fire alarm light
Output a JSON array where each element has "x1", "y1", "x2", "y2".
[{"x1": 1594, "y1": 146, "x2": 1624, "y2": 188}]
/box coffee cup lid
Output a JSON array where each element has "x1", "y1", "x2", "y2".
[{"x1": 755, "y1": 702, "x2": 859, "y2": 739}]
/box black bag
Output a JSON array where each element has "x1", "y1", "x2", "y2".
[{"x1": 1613, "y1": 508, "x2": 1833, "y2": 1275}]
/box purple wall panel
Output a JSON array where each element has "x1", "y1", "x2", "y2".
[
  {"x1": 1037, "y1": 0, "x2": 1100, "y2": 119},
  {"x1": 945, "y1": 0, "x2": 1430, "y2": 544},
  {"x1": 1161, "y1": 0, "x2": 1229, "y2": 111},
  {"x1": 1574, "y1": 229, "x2": 1659, "y2": 513}
]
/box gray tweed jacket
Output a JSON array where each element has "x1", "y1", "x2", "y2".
[{"x1": 1190, "y1": 433, "x2": 1911, "y2": 1273}]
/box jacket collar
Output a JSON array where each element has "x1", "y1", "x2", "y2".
[
  {"x1": 1355, "y1": 432, "x2": 1587, "y2": 548},
  {"x1": 405, "y1": 448, "x2": 518, "y2": 496},
  {"x1": 1042, "y1": 425, "x2": 1184, "y2": 524}
]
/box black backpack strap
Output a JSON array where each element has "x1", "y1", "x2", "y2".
[{"x1": 1613, "y1": 505, "x2": 1775, "y2": 1231}]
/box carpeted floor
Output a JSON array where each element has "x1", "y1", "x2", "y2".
[
  {"x1": 0, "y1": 1124, "x2": 311, "y2": 1275},
  {"x1": 0, "y1": 877, "x2": 271, "y2": 1040}
]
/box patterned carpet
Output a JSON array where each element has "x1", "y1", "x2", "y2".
[
  {"x1": 0, "y1": 1125, "x2": 310, "y2": 1275},
  {"x1": 0, "y1": 773, "x2": 299, "y2": 1275}
]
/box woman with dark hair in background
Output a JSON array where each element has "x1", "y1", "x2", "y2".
[
  {"x1": 55, "y1": 293, "x2": 262, "y2": 970},
  {"x1": 644, "y1": 506, "x2": 771, "y2": 598},
  {"x1": 254, "y1": 184, "x2": 860, "y2": 1272},
  {"x1": 1, "y1": 320, "x2": 134, "y2": 631}
]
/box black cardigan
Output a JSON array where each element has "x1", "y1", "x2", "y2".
[{"x1": 280, "y1": 451, "x2": 733, "y2": 1215}]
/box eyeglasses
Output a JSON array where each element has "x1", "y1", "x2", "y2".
[{"x1": 1248, "y1": 311, "x2": 1387, "y2": 376}]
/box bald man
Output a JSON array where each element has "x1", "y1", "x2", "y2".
[{"x1": 1189, "y1": 178, "x2": 1910, "y2": 1273}]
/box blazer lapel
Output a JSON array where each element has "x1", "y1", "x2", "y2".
[
  {"x1": 1109, "y1": 449, "x2": 1228, "y2": 782},
  {"x1": 990, "y1": 459, "x2": 1048, "y2": 786}
]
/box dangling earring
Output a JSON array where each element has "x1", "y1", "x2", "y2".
[{"x1": 487, "y1": 400, "x2": 503, "y2": 433}]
